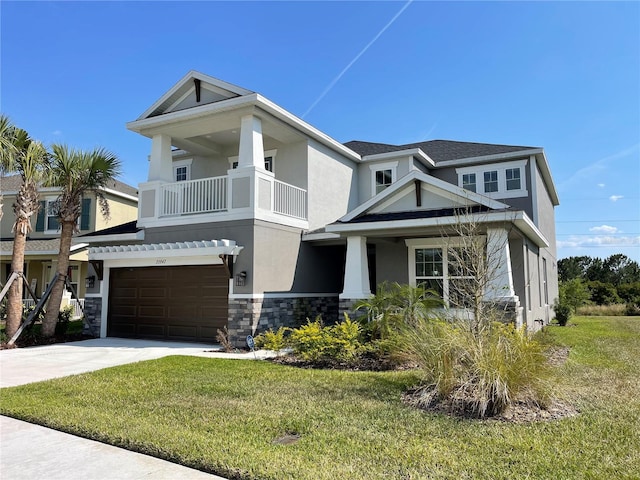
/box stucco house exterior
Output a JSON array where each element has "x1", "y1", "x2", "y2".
[
  {"x1": 1, "y1": 175, "x2": 138, "y2": 316},
  {"x1": 85, "y1": 71, "x2": 559, "y2": 343}
]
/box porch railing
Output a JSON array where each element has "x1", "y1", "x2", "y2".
[
  {"x1": 22, "y1": 298, "x2": 84, "y2": 319},
  {"x1": 274, "y1": 180, "x2": 307, "y2": 219},
  {"x1": 160, "y1": 176, "x2": 228, "y2": 216}
]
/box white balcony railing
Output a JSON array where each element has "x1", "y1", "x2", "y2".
[
  {"x1": 160, "y1": 176, "x2": 228, "y2": 217},
  {"x1": 153, "y1": 174, "x2": 308, "y2": 222},
  {"x1": 274, "y1": 180, "x2": 307, "y2": 219}
]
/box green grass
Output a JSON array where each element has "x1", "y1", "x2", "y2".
[{"x1": 1, "y1": 316, "x2": 639, "y2": 479}]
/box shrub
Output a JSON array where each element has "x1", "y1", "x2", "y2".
[
  {"x1": 55, "y1": 306, "x2": 75, "y2": 335},
  {"x1": 625, "y1": 302, "x2": 640, "y2": 316},
  {"x1": 254, "y1": 327, "x2": 289, "y2": 351},
  {"x1": 288, "y1": 315, "x2": 362, "y2": 363},
  {"x1": 553, "y1": 300, "x2": 572, "y2": 326},
  {"x1": 402, "y1": 319, "x2": 551, "y2": 417},
  {"x1": 216, "y1": 326, "x2": 234, "y2": 353},
  {"x1": 587, "y1": 281, "x2": 621, "y2": 305}
]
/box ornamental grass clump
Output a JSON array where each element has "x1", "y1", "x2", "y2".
[{"x1": 403, "y1": 319, "x2": 552, "y2": 417}]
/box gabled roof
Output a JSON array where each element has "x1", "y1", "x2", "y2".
[
  {"x1": 137, "y1": 71, "x2": 254, "y2": 120},
  {"x1": 339, "y1": 170, "x2": 508, "y2": 223},
  {"x1": 343, "y1": 139, "x2": 537, "y2": 163},
  {"x1": 0, "y1": 238, "x2": 88, "y2": 256}
]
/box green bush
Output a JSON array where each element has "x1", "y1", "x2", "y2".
[
  {"x1": 624, "y1": 302, "x2": 640, "y2": 316},
  {"x1": 288, "y1": 315, "x2": 362, "y2": 363},
  {"x1": 553, "y1": 300, "x2": 572, "y2": 326},
  {"x1": 587, "y1": 281, "x2": 621, "y2": 305},
  {"x1": 254, "y1": 326, "x2": 289, "y2": 351},
  {"x1": 55, "y1": 306, "x2": 75, "y2": 335},
  {"x1": 402, "y1": 319, "x2": 551, "y2": 417}
]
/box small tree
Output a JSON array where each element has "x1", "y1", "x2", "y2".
[
  {"x1": 42, "y1": 145, "x2": 121, "y2": 337},
  {"x1": 559, "y1": 278, "x2": 589, "y2": 313}
]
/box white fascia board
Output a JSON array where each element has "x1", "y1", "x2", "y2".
[
  {"x1": 301, "y1": 231, "x2": 342, "y2": 242},
  {"x1": 99, "y1": 186, "x2": 138, "y2": 202},
  {"x1": 90, "y1": 241, "x2": 243, "y2": 261},
  {"x1": 80, "y1": 230, "x2": 145, "y2": 244},
  {"x1": 136, "y1": 71, "x2": 253, "y2": 121},
  {"x1": 2, "y1": 186, "x2": 62, "y2": 196},
  {"x1": 534, "y1": 151, "x2": 560, "y2": 206},
  {"x1": 435, "y1": 148, "x2": 544, "y2": 168},
  {"x1": 340, "y1": 171, "x2": 509, "y2": 222},
  {"x1": 362, "y1": 148, "x2": 435, "y2": 168},
  {"x1": 327, "y1": 210, "x2": 549, "y2": 248},
  {"x1": 255, "y1": 95, "x2": 361, "y2": 162},
  {"x1": 127, "y1": 94, "x2": 260, "y2": 134},
  {"x1": 70, "y1": 243, "x2": 89, "y2": 252}
]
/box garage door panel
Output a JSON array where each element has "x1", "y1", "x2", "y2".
[{"x1": 108, "y1": 265, "x2": 228, "y2": 342}]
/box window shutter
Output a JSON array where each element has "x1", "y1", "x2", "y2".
[
  {"x1": 35, "y1": 201, "x2": 46, "y2": 232},
  {"x1": 80, "y1": 198, "x2": 91, "y2": 230}
]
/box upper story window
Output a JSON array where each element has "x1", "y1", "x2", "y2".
[
  {"x1": 229, "y1": 149, "x2": 277, "y2": 172},
  {"x1": 173, "y1": 159, "x2": 192, "y2": 182},
  {"x1": 45, "y1": 199, "x2": 60, "y2": 232},
  {"x1": 369, "y1": 161, "x2": 398, "y2": 196},
  {"x1": 462, "y1": 173, "x2": 476, "y2": 192},
  {"x1": 456, "y1": 159, "x2": 528, "y2": 199},
  {"x1": 484, "y1": 171, "x2": 498, "y2": 193}
]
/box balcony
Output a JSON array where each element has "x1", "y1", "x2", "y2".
[{"x1": 138, "y1": 170, "x2": 308, "y2": 229}]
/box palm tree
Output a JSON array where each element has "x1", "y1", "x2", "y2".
[
  {"x1": 41, "y1": 145, "x2": 121, "y2": 337},
  {"x1": 0, "y1": 114, "x2": 21, "y2": 221},
  {"x1": 1, "y1": 120, "x2": 50, "y2": 339}
]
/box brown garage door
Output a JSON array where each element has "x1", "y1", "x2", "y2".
[{"x1": 107, "y1": 265, "x2": 228, "y2": 342}]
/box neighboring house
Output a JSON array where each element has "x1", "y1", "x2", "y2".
[
  {"x1": 86, "y1": 70, "x2": 559, "y2": 344},
  {"x1": 0, "y1": 175, "x2": 138, "y2": 316}
]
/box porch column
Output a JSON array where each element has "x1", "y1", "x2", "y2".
[
  {"x1": 238, "y1": 115, "x2": 265, "y2": 169},
  {"x1": 148, "y1": 134, "x2": 173, "y2": 182},
  {"x1": 340, "y1": 236, "x2": 371, "y2": 299},
  {"x1": 484, "y1": 228, "x2": 516, "y2": 301}
]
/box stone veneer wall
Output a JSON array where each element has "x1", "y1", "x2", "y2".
[
  {"x1": 228, "y1": 296, "x2": 339, "y2": 346},
  {"x1": 83, "y1": 297, "x2": 102, "y2": 337}
]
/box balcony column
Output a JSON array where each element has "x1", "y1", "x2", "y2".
[
  {"x1": 148, "y1": 134, "x2": 173, "y2": 182},
  {"x1": 340, "y1": 236, "x2": 371, "y2": 300},
  {"x1": 237, "y1": 115, "x2": 265, "y2": 169},
  {"x1": 484, "y1": 228, "x2": 517, "y2": 301}
]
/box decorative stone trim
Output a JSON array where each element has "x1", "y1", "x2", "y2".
[
  {"x1": 227, "y1": 296, "x2": 339, "y2": 346},
  {"x1": 83, "y1": 297, "x2": 102, "y2": 337}
]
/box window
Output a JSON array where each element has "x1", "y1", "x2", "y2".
[
  {"x1": 506, "y1": 168, "x2": 521, "y2": 190},
  {"x1": 542, "y1": 258, "x2": 548, "y2": 306},
  {"x1": 375, "y1": 169, "x2": 393, "y2": 194},
  {"x1": 45, "y1": 200, "x2": 60, "y2": 231},
  {"x1": 462, "y1": 173, "x2": 476, "y2": 192},
  {"x1": 228, "y1": 149, "x2": 277, "y2": 172},
  {"x1": 173, "y1": 159, "x2": 192, "y2": 182},
  {"x1": 484, "y1": 171, "x2": 498, "y2": 193},
  {"x1": 369, "y1": 161, "x2": 398, "y2": 197},
  {"x1": 408, "y1": 239, "x2": 480, "y2": 307},
  {"x1": 456, "y1": 159, "x2": 528, "y2": 199}
]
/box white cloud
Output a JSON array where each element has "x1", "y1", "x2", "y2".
[
  {"x1": 589, "y1": 225, "x2": 619, "y2": 234},
  {"x1": 52, "y1": 130, "x2": 62, "y2": 136},
  {"x1": 597, "y1": 183, "x2": 605, "y2": 188},
  {"x1": 609, "y1": 195, "x2": 623, "y2": 202},
  {"x1": 558, "y1": 235, "x2": 640, "y2": 248}
]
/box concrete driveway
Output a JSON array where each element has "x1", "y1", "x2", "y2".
[{"x1": 0, "y1": 337, "x2": 274, "y2": 479}]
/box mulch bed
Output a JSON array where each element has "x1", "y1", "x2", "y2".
[{"x1": 1, "y1": 332, "x2": 93, "y2": 350}]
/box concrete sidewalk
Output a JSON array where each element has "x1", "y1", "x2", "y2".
[{"x1": 0, "y1": 338, "x2": 275, "y2": 479}]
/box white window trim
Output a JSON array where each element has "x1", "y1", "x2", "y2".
[
  {"x1": 369, "y1": 161, "x2": 398, "y2": 197},
  {"x1": 228, "y1": 149, "x2": 277, "y2": 172},
  {"x1": 173, "y1": 158, "x2": 192, "y2": 182},
  {"x1": 456, "y1": 159, "x2": 528, "y2": 199},
  {"x1": 44, "y1": 196, "x2": 60, "y2": 234},
  {"x1": 405, "y1": 237, "x2": 485, "y2": 305}
]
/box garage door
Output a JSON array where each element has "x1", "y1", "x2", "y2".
[{"x1": 107, "y1": 265, "x2": 228, "y2": 342}]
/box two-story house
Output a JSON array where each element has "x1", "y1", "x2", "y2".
[
  {"x1": 86, "y1": 71, "x2": 559, "y2": 344},
  {"x1": 1, "y1": 175, "x2": 138, "y2": 315}
]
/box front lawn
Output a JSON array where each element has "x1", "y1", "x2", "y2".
[{"x1": 1, "y1": 316, "x2": 639, "y2": 479}]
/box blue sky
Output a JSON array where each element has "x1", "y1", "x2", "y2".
[{"x1": 1, "y1": 1, "x2": 639, "y2": 262}]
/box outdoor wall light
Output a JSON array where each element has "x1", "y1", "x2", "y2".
[
  {"x1": 235, "y1": 271, "x2": 247, "y2": 287},
  {"x1": 85, "y1": 275, "x2": 96, "y2": 289}
]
